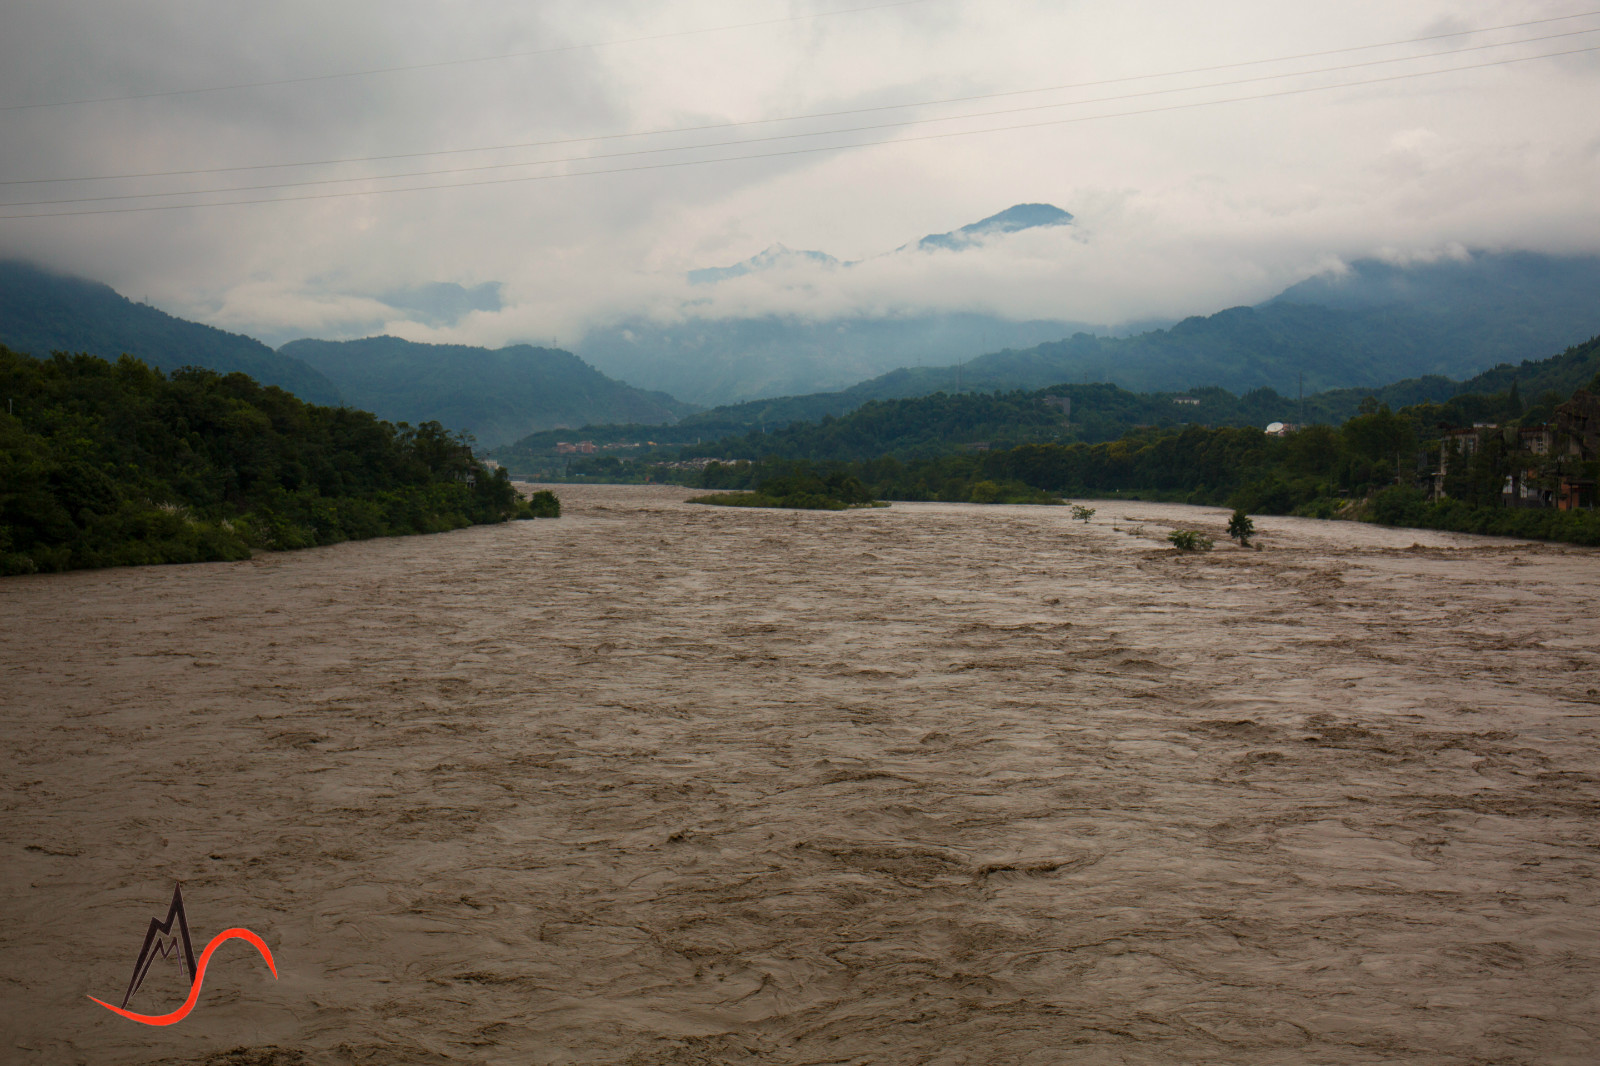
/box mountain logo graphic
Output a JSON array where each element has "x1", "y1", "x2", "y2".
[
  {"x1": 117, "y1": 883, "x2": 198, "y2": 1008},
  {"x1": 89, "y1": 883, "x2": 278, "y2": 1026}
]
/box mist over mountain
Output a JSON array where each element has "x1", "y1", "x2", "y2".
[
  {"x1": 681, "y1": 204, "x2": 1076, "y2": 292},
  {"x1": 579, "y1": 199, "x2": 1597, "y2": 409},
  {"x1": 1266, "y1": 251, "x2": 1598, "y2": 314},
  {"x1": 687, "y1": 246, "x2": 842, "y2": 286},
  {"x1": 774, "y1": 251, "x2": 1600, "y2": 403},
  {"x1": 576, "y1": 311, "x2": 1107, "y2": 406},
  {"x1": 9, "y1": 238, "x2": 1595, "y2": 459},
  {"x1": 0, "y1": 260, "x2": 343, "y2": 405},
  {"x1": 596, "y1": 250, "x2": 1598, "y2": 438},
  {"x1": 686, "y1": 203, "x2": 1075, "y2": 287},
  {"x1": 580, "y1": 203, "x2": 1100, "y2": 405},
  {"x1": 280, "y1": 335, "x2": 693, "y2": 448},
  {"x1": 378, "y1": 281, "x2": 503, "y2": 328}
]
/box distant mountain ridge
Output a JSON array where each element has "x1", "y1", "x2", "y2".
[
  {"x1": 279, "y1": 335, "x2": 695, "y2": 448},
  {"x1": 595, "y1": 252, "x2": 1600, "y2": 435},
  {"x1": 1267, "y1": 251, "x2": 1584, "y2": 312},
  {"x1": 621, "y1": 214, "x2": 1599, "y2": 410},
  {"x1": 578, "y1": 311, "x2": 1107, "y2": 406},
  {"x1": 815, "y1": 251, "x2": 1600, "y2": 402},
  {"x1": 12, "y1": 241, "x2": 1597, "y2": 457},
  {"x1": 688, "y1": 246, "x2": 841, "y2": 285},
  {"x1": 587, "y1": 202, "x2": 1099, "y2": 404},
  {"x1": 0, "y1": 260, "x2": 343, "y2": 405},
  {"x1": 0, "y1": 260, "x2": 692, "y2": 446}
]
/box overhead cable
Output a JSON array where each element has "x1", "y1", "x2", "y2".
[
  {"x1": 4, "y1": 28, "x2": 1595, "y2": 210},
  {"x1": 2, "y1": 43, "x2": 1594, "y2": 220},
  {"x1": 5, "y1": 8, "x2": 1597, "y2": 186},
  {"x1": 0, "y1": 0, "x2": 936, "y2": 113}
]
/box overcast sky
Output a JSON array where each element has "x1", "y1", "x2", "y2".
[{"x1": 2, "y1": 0, "x2": 1597, "y2": 348}]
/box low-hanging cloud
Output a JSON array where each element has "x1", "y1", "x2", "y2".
[{"x1": 1, "y1": 0, "x2": 1596, "y2": 358}]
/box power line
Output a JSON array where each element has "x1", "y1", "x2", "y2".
[
  {"x1": 6, "y1": 8, "x2": 1597, "y2": 187},
  {"x1": 5, "y1": 28, "x2": 1595, "y2": 210},
  {"x1": 3, "y1": 43, "x2": 1594, "y2": 221},
  {"x1": 0, "y1": 0, "x2": 936, "y2": 113}
]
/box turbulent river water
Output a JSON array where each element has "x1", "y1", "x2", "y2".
[{"x1": 3, "y1": 484, "x2": 1599, "y2": 1065}]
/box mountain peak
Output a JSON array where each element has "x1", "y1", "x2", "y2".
[
  {"x1": 688, "y1": 244, "x2": 841, "y2": 286},
  {"x1": 686, "y1": 204, "x2": 1074, "y2": 285},
  {"x1": 916, "y1": 203, "x2": 1073, "y2": 252}
]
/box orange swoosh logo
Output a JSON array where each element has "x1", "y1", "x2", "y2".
[{"x1": 88, "y1": 928, "x2": 277, "y2": 1026}]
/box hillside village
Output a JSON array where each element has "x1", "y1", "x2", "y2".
[{"x1": 1434, "y1": 387, "x2": 1598, "y2": 510}]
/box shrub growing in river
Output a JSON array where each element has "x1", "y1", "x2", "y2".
[
  {"x1": 1167, "y1": 529, "x2": 1214, "y2": 552},
  {"x1": 1227, "y1": 510, "x2": 1255, "y2": 546}
]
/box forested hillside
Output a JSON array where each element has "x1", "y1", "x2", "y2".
[
  {"x1": 0, "y1": 346, "x2": 545, "y2": 575},
  {"x1": 1448, "y1": 332, "x2": 1600, "y2": 400},
  {"x1": 498, "y1": 327, "x2": 1600, "y2": 477},
  {"x1": 280, "y1": 335, "x2": 695, "y2": 448},
  {"x1": 495, "y1": 335, "x2": 1600, "y2": 473},
  {"x1": 0, "y1": 261, "x2": 343, "y2": 405},
  {"x1": 720, "y1": 335, "x2": 1600, "y2": 462},
  {"x1": 687, "y1": 368, "x2": 1600, "y2": 546}
]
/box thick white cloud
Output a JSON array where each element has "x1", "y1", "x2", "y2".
[{"x1": 1, "y1": 0, "x2": 1596, "y2": 349}]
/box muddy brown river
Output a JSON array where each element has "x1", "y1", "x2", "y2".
[{"x1": 3, "y1": 484, "x2": 1599, "y2": 1065}]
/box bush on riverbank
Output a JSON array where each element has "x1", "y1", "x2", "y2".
[
  {"x1": 523, "y1": 489, "x2": 562, "y2": 518},
  {"x1": 0, "y1": 346, "x2": 551, "y2": 575}
]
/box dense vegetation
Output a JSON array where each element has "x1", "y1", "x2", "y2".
[
  {"x1": 522, "y1": 488, "x2": 562, "y2": 518},
  {"x1": 689, "y1": 472, "x2": 887, "y2": 511},
  {"x1": 0, "y1": 346, "x2": 549, "y2": 576},
  {"x1": 684, "y1": 385, "x2": 1351, "y2": 463},
  {"x1": 492, "y1": 385, "x2": 1319, "y2": 475},
  {"x1": 0, "y1": 260, "x2": 343, "y2": 405},
  {"x1": 676, "y1": 366, "x2": 1600, "y2": 545}
]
